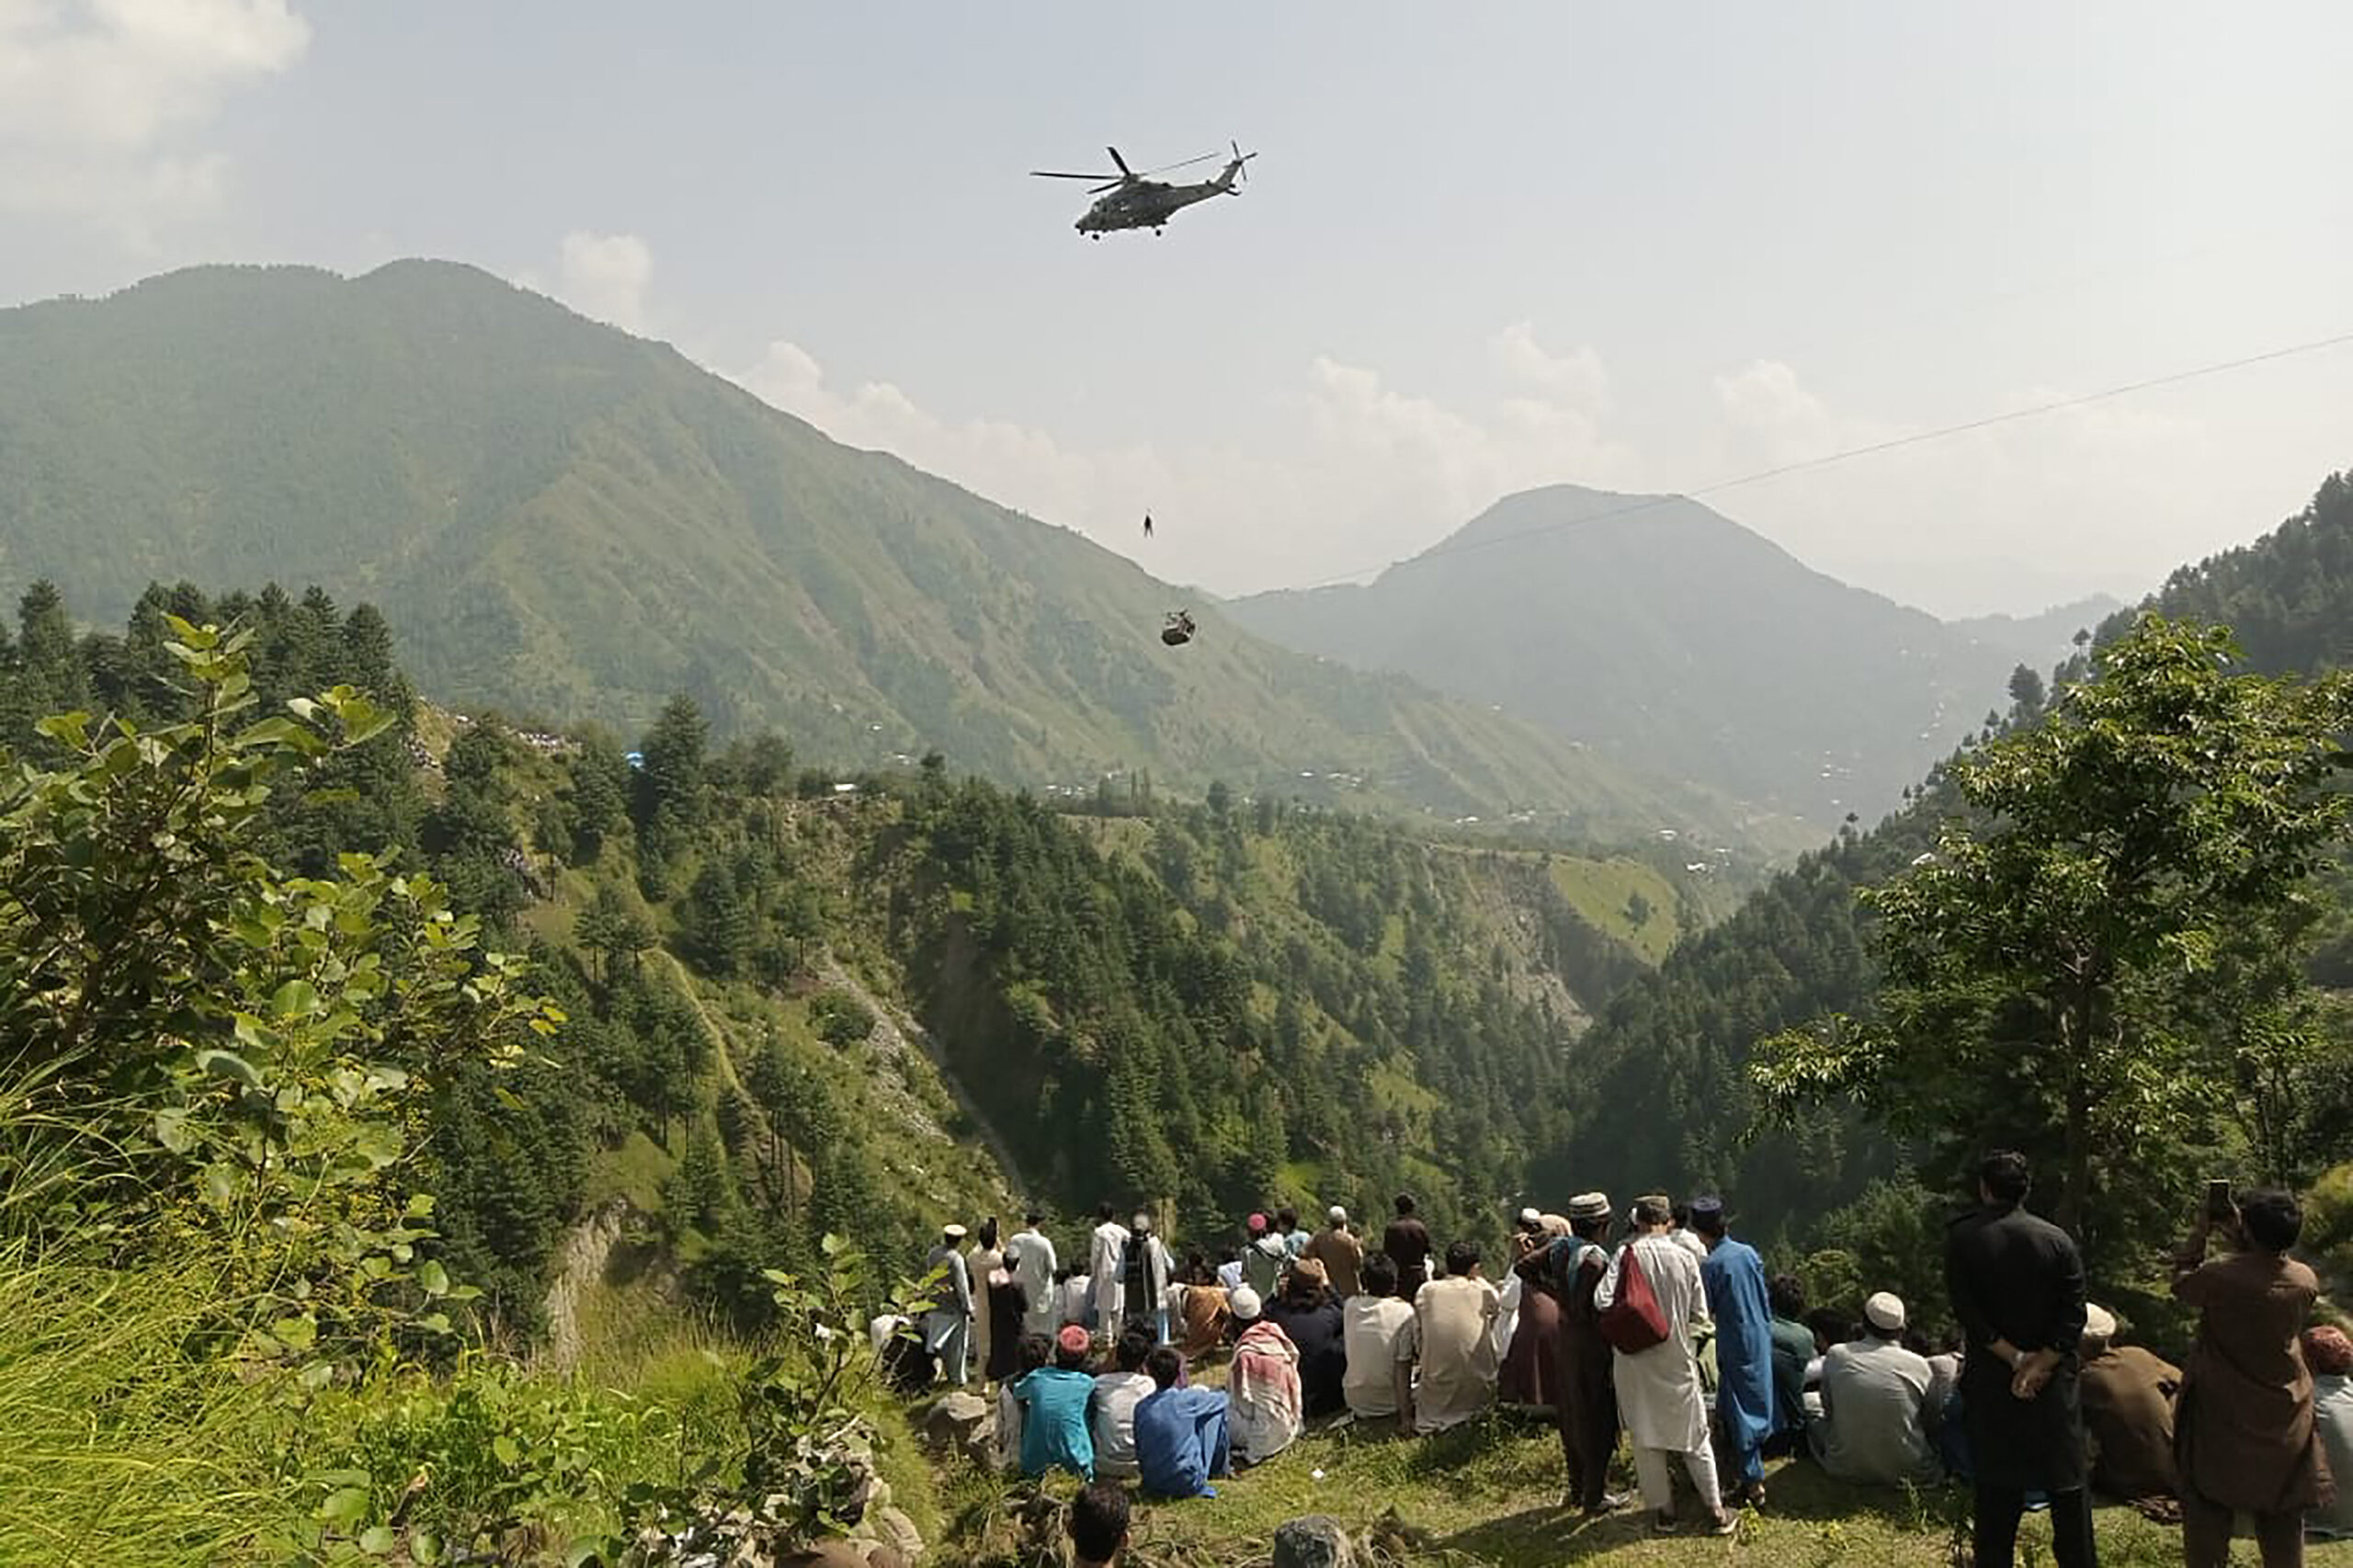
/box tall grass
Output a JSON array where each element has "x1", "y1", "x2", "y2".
[
  {"x1": 0, "y1": 1062, "x2": 295, "y2": 1564},
  {"x1": 0, "y1": 1246, "x2": 294, "y2": 1566}
]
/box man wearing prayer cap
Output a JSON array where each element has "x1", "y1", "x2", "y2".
[
  {"x1": 1812, "y1": 1290, "x2": 1937, "y2": 1485},
  {"x1": 1244, "y1": 1210, "x2": 1290, "y2": 1301},
  {"x1": 1227, "y1": 1284, "x2": 1305, "y2": 1465},
  {"x1": 1689, "y1": 1195, "x2": 1776, "y2": 1508},
  {"x1": 1531, "y1": 1193, "x2": 1626, "y2": 1514},
  {"x1": 1120, "y1": 1211, "x2": 1174, "y2": 1343},
  {"x1": 2076, "y1": 1301, "x2": 2181, "y2": 1507},
  {"x1": 1010, "y1": 1324, "x2": 1099, "y2": 1479},
  {"x1": 923, "y1": 1222, "x2": 977, "y2": 1386},
  {"x1": 1304, "y1": 1203, "x2": 1365, "y2": 1300}
]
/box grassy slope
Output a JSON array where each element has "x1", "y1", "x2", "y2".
[
  {"x1": 942, "y1": 1395, "x2": 2353, "y2": 1568},
  {"x1": 0, "y1": 261, "x2": 1768, "y2": 842},
  {"x1": 1543, "y1": 856, "x2": 1688, "y2": 965}
]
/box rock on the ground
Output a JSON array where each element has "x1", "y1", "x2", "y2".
[
  {"x1": 1272, "y1": 1515, "x2": 1358, "y2": 1568},
  {"x1": 872, "y1": 1506, "x2": 924, "y2": 1562},
  {"x1": 780, "y1": 1543, "x2": 907, "y2": 1568},
  {"x1": 918, "y1": 1390, "x2": 996, "y2": 1465}
]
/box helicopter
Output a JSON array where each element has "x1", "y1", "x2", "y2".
[{"x1": 1031, "y1": 142, "x2": 1257, "y2": 237}]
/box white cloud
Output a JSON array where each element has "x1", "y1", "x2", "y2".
[
  {"x1": 0, "y1": 0, "x2": 310, "y2": 236},
  {"x1": 1491, "y1": 320, "x2": 1611, "y2": 412},
  {"x1": 540, "y1": 230, "x2": 654, "y2": 334},
  {"x1": 722, "y1": 312, "x2": 2284, "y2": 618},
  {"x1": 728, "y1": 322, "x2": 1643, "y2": 596}
]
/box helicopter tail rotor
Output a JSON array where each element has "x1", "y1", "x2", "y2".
[{"x1": 1213, "y1": 141, "x2": 1257, "y2": 193}]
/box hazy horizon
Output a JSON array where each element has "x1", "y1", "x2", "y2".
[{"x1": 4, "y1": 3, "x2": 2348, "y2": 617}]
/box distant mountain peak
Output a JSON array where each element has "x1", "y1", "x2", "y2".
[
  {"x1": 0, "y1": 258, "x2": 1756, "y2": 844},
  {"x1": 1228, "y1": 485, "x2": 2040, "y2": 820}
]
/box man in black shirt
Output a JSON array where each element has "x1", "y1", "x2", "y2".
[
  {"x1": 1945, "y1": 1150, "x2": 2095, "y2": 1568},
  {"x1": 1382, "y1": 1192, "x2": 1432, "y2": 1302}
]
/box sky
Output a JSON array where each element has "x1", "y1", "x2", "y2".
[{"x1": 2, "y1": 2, "x2": 2348, "y2": 618}]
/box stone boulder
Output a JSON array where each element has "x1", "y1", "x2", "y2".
[
  {"x1": 1272, "y1": 1515, "x2": 1358, "y2": 1568},
  {"x1": 871, "y1": 1505, "x2": 925, "y2": 1563},
  {"x1": 917, "y1": 1391, "x2": 996, "y2": 1466}
]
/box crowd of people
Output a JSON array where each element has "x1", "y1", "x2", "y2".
[{"x1": 899, "y1": 1153, "x2": 2347, "y2": 1565}]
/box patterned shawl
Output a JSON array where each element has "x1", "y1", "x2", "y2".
[{"x1": 1233, "y1": 1319, "x2": 1302, "y2": 1421}]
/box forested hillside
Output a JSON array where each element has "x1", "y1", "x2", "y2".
[
  {"x1": 1538, "y1": 465, "x2": 2353, "y2": 1257},
  {"x1": 1225, "y1": 484, "x2": 2069, "y2": 822},
  {"x1": 2, "y1": 578, "x2": 1684, "y2": 1335},
  {"x1": 0, "y1": 262, "x2": 1756, "y2": 841}
]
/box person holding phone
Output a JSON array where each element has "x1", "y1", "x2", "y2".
[{"x1": 2172, "y1": 1183, "x2": 2330, "y2": 1568}]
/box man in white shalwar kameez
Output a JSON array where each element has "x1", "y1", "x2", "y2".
[
  {"x1": 1089, "y1": 1202, "x2": 1131, "y2": 1333},
  {"x1": 1595, "y1": 1197, "x2": 1735, "y2": 1535},
  {"x1": 1011, "y1": 1210, "x2": 1059, "y2": 1336}
]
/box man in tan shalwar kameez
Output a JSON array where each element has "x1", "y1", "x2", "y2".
[{"x1": 2173, "y1": 1187, "x2": 2334, "y2": 1568}]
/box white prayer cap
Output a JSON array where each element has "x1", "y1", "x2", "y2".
[
  {"x1": 1327, "y1": 1205, "x2": 1347, "y2": 1223},
  {"x1": 1863, "y1": 1291, "x2": 1906, "y2": 1333},
  {"x1": 942, "y1": 1222, "x2": 969, "y2": 1240},
  {"x1": 1518, "y1": 1207, "x2": 1541, "y2": 1227},
  {"x1": 1132, "y1": 1212, "x2": 1152, "y2": 1231},
  {"x1": 1229, "y1": 1285, "x2": 1263, "y2": 1321},
  {"x1": 2082, "y1": 1302, "x2": 2117, "y2": 1349}
]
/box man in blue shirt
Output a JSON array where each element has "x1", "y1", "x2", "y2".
[
  {"x1": 1132, "y1": 1346, "x2": 1231, "y2": 1499},
  {"x1": 1692, "y1": 1194, "x2": 1776, "y2": 1509},
  {"x1": 1013, "y1": 1324, "x2": 1098, "y2": 1479}
]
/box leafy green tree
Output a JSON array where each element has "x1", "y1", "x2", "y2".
[
  {"x1": 575, "y1": 882, "x2": 654, "y2": 988},
  {"x1": 1756, "y1": 615, "x2": 2353, "y2": 1261},
  {"x1": 0, "y1": 617, "x2": 557, "y2": 1368},
  {"x1": 633, "y1": 694, "x2": 709, "y2": 833},
  {"x1": 2006, "y1": 662, "x2": 2047, "y2": 721},
  {"x1": 683, "y1": 860, "x2": 753, "y2": 978},
  {"x1": 423, "y1": 721, "x2": 528, "y2": 932}
]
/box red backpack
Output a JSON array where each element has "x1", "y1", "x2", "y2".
[{"x1": 1597, "y1": 1241, "x2": 1671, "y2": 1354}]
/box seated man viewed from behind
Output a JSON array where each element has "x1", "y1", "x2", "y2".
[
  {"x1": 1012, "y1": 1324, "x2": 1099, "y2": 1480},
  {"x1": 1131, "y1": 1345, "x2": 1231, "y2": 1499},
  {"x1": 1088, "y1": 1328, "x2": 1158, "y2": 1481},
  {"x1": 2075, "y1": 1302, "x2": 2180, "y2": 1506},
  {"x1": 1812, "y1": 1291, "x2": 1939, "y2": 1485},
  {"x1": 2306, "y1": 1325, "x2": 2353, "y2": 1541},
  {"x1": 1342, "y1": 1251, "x2": 1416, "y2": 1420}
]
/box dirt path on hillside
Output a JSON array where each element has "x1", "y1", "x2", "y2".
[{"x1": 659, "y1": 949, "x2": 754, "y2": 1103}]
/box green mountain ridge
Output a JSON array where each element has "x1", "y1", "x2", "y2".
[
  {"x1": 0, "y1": 259, "x2": 1762, "y2": 844},
  {"x1": 1536, "y1": 465, "x2": 2353, "y2": 1241},
  {"x1": 1223, "y1": 484, "x2": 2084, "y2": 823}
]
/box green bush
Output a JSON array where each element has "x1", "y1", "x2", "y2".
[{"x1": 291, "y1": 1359, "x2": 679, "y2": 1564}]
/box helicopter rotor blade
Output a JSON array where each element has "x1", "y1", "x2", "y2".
[
  {"x1": 1107, "y1": 146, "x2": 1134, "y2": 176},
  {"x1": 1135, "y1": 151, "x2": 1222, "y2": 177},
  {"x1": 1030, "y1": 170, "x2": 1121, "y2": 181}
]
